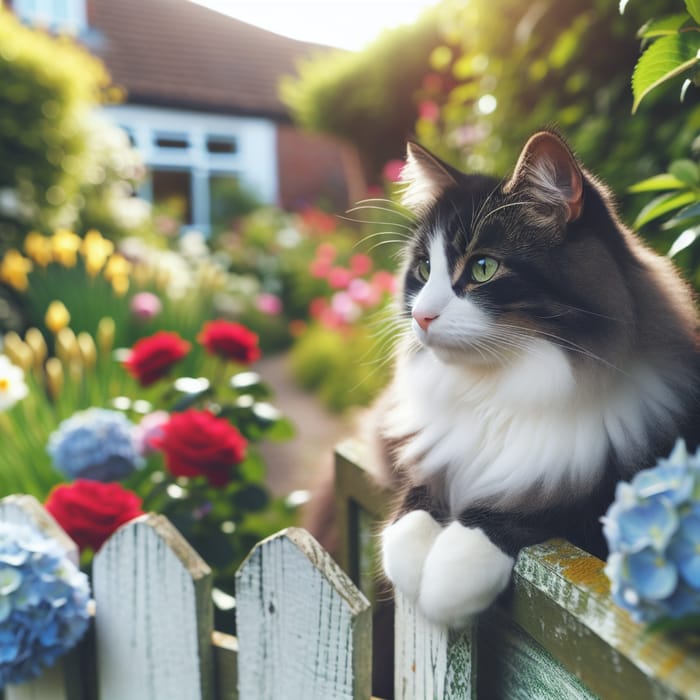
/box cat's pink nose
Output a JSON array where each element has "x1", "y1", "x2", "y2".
[{"x1": 413, "y1": 311, "x2": 438, "y2": 331}]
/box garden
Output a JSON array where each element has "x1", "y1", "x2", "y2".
[{"x1": 3, "y1": 0, "x2": 700, "y2": 695}]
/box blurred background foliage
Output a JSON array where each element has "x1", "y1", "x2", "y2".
[
  {"x1": 0, "y1": 8, "x2": 146, "y2": 255},
  {"x1": 3, "y1": 0, "x2": 700, "y2": 416}
]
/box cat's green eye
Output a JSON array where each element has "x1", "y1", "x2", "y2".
[
  {"x1": 416, "y1": 259, "x2": 430, "y2": 282},
  {"x1": 470, "y1": 256, "x2": 499, "y2": 283}
]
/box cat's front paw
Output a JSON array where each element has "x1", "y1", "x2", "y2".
[
  {"x1": 381, "y1": 510, "x2": 442, "y2": 600},
  {"x1": 418, "y1": 522, "x2": 514, "y2": 628}
]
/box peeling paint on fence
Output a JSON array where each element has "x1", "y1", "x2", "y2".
[{"x1": 235, "y1": 527, "x2": 372, "y2": 700}]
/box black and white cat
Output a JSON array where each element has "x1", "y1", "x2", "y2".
[{"x1": 377, "y1": 131, "x2": 700, "y2": 628}]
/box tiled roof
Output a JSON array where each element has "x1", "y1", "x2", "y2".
[{"x1": 89, "y1": 0, "x2": 330, "y2": 119}]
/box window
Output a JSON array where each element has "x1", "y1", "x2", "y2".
[
  {"x1": 152, "y1": 170, "x2": 192, "y2": 225},
  {"x1": 207, "y1": 136, "x2": 238, "y2": 155},
  {"x1": 154, "y1": 133, "x2": 189, "y2": 150},
  {"x1": 13, "y1": 0, "x2": 87, "y2": 32}
]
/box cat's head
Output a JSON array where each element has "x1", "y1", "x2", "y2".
[{"x1": 397, "y1": 130, "x2": 641, "y2": 369}]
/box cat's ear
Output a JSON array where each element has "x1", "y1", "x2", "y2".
[
  {"x1": 399, "y1": 142, "x2": 460, "y2": 214},
  {"x1": 505, "y1": 132, "x2": 583, "y2": 222}
]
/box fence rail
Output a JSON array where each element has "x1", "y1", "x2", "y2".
[{"x1": 1, "y1": 441, "x2": 699, "y2": 699}]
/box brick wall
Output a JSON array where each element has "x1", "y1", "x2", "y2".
[{"x1": 276, "y1": 125, "x2": 366, "y2": 213}]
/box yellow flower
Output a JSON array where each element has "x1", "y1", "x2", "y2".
[
  {"x1": 24, "y1": 232, "x2": 53, "y2": 267},
  {"x1": 77, "y1": 332, "x2": 97, "y2": 370},
  {"x1": 97, "y1": 317, "x2": 115, "y2": 356},
  {"x1": 81, "y1": 229, "x2": 114, "y2": 277},
  {"x1": 24, "y1": 327, "x2": 48, "y2": 369},
  {"x1": 45, "y1": 300, "x2": 71, "y2": 334},
  {"x1": 111, "y1": 273, "x2": 129, "y2": 297},
  {"x1": 45, "y1": 357, "x2": 64, "y2": 400},
  {"x1": 0, "y1": 250, "x2": 33, "y2": 291},
  {"x1": 51, "y1": 229, "x2": 81, "y2": 267},
  {"x1": 103, "y1": 253, "x2": 131, "y2": 281}
]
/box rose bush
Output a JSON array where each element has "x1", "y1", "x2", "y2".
[
  {"x1": 45, "y1": 480, "x2": 144, "y2": 552},
  {"x1": 154, "y1": 409, "x2": 247, "y2": 486},
  {"x1": 123, "y1": 331, "x2": 191, "y2": 386},
  {"x1": 198, "y1": 320, "x2": 261, "y2": 364}
]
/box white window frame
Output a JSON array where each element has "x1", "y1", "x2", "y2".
[
  {"x1": 103, "y1": 104, "x2": 278, "y2": 236},
  {"x1": 13, "y1": 0, "x2": 87, "y2": 33}
]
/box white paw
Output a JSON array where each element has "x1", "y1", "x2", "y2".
[
  {"x1": 382, "y1": 510, "x2": 442, "y2": 600},
  {"x1": 418, "y1": 522, "x2": 514, "y2": 627}
]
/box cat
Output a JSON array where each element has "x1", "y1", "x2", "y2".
[{"x1": 376, "y1": 130, "x2": 700, "y2": 629}]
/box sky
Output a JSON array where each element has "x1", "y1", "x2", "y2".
[{"x1": 190, "y1": 0, "x2": 442, "y2": 51}]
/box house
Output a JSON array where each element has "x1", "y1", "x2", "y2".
[{"x1": 8, "y1": 0, "x2": 363, "y2": 234}]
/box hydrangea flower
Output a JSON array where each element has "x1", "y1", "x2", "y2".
[
  {"x1": 603, "y1": 439, "x2": 700, "y2": 623},
  {"x1": 47, "y1": 407, "x2": 143, "y2": 481},
  {"x1": 0, "y1": 522, "x2": 90, "y2": 687}
]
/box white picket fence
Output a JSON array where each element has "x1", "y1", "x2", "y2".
[{"x1": 0, "y1": 493, "x2": 473, "y2": 700}]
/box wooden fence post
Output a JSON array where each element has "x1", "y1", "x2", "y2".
[
  {"x1": 0, "y1": 495, "x2": 85, "y2": 700},
  {"x1": 394, "y1": 592, "x2": 476, "y2": 700},
  {"x1": 92, "y1": 513, "x2": 213, "y2": 700},
  {"x1": 235, "y1": 527, "x2": 372, "y2": 700}
]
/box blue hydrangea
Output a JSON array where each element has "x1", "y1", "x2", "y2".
[
  {"x1": 47, "y1": 408, "x2": 143, "y2": 481},
  {"x1": 0, "y1": 522, "x2": 91, "y2": 687},
  {"x1": 603, "y1": 439, "x2": 700, "y2": 623}
]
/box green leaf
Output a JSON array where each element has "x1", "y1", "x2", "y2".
[
  {"x1": 632, "y1": 33, "x2": 700, "y2": 113},
  {"x1": 633, "y1": 190, "x2": 697, "y2": 228},
  {"x1": 669, "y1": 158, "x2": 700, "y2": 185},
  {"x1": 264, "y1": 417, "x2": 296, "y2": 442},
  {"x1": 686, "y1": 0, "x2": 700, "y2": 24},
  {"x1": 627, "y1": 173, "x2": 687, "y2": 193},
  {"x1": 667, "y1": 227, "x2": 699, "y2": 257},
  {"x1": 638, "y1": 14, "x2": 692, "y2": 39},
  {"x1": 663, "y1": 201, "x2": 700, "y2": 227}
]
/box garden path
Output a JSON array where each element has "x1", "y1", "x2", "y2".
[{"x1": 256, "y1": 353, "x2": 357, "y2": 498}]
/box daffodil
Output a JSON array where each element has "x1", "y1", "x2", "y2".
[
  {"x1": 81, "y1": 230, "x2": 114, "y2": 277},
  {"x1": 23, "y1": 232, "x2": 53, "y2": 267},
  {"x1": 103, "y1": 253, "x2": 131, "y2": 281},
  {"x1": 45, "y1": 300, "x2": 71, "y2": 334},
  {"x1": 51, "y1": 229, "x2": 81, "y2": 268},
  {"x1": 0, "y1": 250, "x2": 33, "y2": 291},
  {"x1": 0, "y1": 355, "x2": 29, "y2": 411}
]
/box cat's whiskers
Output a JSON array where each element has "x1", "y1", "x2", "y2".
[
  {"x1": 338, "y1": 213, "x2": 415, "y2": 232},
  {"x1": 346, "y1": 205, "x2": 416, "y2": 229},
  {"x1": 352, "y1": 197, "x2": 416, "y2": 222},
  {"x1": 472, "y1": 200, "x2": 530, "y2": 240},
  {"x1": 494, "y1": 322, "x2": 629, "y2": 376}
]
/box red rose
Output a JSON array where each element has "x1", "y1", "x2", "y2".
[
  {"x1": 197, "y1": 320, "x2": 260, "y2": 364},
  {"x1": 153, "y1": 409, "x2": 247, "y2": 486},
  {"x1": 123, "y1": 331, "x2": 190, "y2": 386},
  {"x1": 45, "y1": 480, "x2": 144, "y2": 552}
]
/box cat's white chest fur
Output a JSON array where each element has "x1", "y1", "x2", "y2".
[{"x1": 382, "y1": 339, "x2": 678, "y2": 513}]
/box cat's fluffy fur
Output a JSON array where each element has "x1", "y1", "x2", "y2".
[{"x1": 376, "y1": 131, "x2": 700, "y2": 626}]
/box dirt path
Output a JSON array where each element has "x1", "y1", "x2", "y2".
[{"x1": 256, "y1": 353, "x2": 358, "y2": 497}]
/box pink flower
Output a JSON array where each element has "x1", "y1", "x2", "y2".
[
  {"x1": 350, "y1": 254, "x2": 373, "y2": 276},
  {"x1": 348, "y1": 278, "x2": 380, "y2": 306},
  {"x1": 418, "y1": 100, "x2": 440, "y2": 123},
  {"x1": 255, "y1": 293, "x2": 283, "y2": 316},
  {"x1": 382, "y1": 159, "x2": 406, "y2": 183},
  {"x1": 372, "y1": 270, "x2": 397, "y2": 295},
  {"x1": 134, "y1": 411, "x2": 170, "y2": 455},
  {"x1": 327, "y1": 267, "x2": 352, "y2": 290},
  {"x1": 130, "y1": 292, "x2": 162, "y2": 321},
  {"x1": 331, "y1": 292, "x2": 360, "y2": 323},
  {"x1": 316, "y1": 243, "x2": 337, "y2": 262},
  {"x1": 309, "y1": 298, "x2": 328, "y2": 320},
  {"x1": 310, "y1": 258, "x2": 332, "y2": 279}
]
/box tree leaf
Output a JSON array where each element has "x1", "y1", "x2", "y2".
[
  {"x1": 686, "y1": 0, "x2": 700, "y2": 24},
  {"x1": 633, "y1": 190, "x2": 697, "y2": 228},
  {"x1": 663, "y1": 201, "x2": 700, "y2": 228},
  {"x1": 627, "y1": 173, "x2": 687, "y2": 193},
  {"x1": 632, "y1": 33, "x2": 700, "y2": 113},
  {"x1": 667, "y1": 227, "x2": 699, "y2": 257},
  {"x1": 638, "y1": 14, "x2": 692, "y2": 39},
  {"x1": 669, "y1": 158, "x2": 700, "y2": 185}
]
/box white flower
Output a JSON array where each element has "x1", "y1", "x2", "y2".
[{"x1": 0, "y1": 355, "x2": 29, "y2": 411}]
